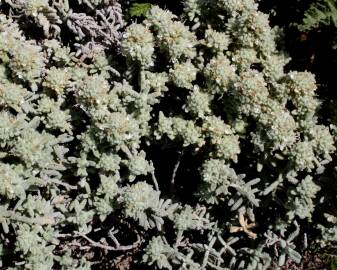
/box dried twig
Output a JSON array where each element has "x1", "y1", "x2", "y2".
[
  {"x1": 75, "y1": 231, "x2": 142, "y2": 251},
  {"x1": 151, "y1": 170, "x2": 159, "y2": 191},
  {"x1": 170, "y1": 151, "x2": 183, "y2": 195}
]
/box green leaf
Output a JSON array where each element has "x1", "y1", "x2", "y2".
[
  {"x1": 129, "y1": 3, "x2": 152, "y2": 18},
  {"x1": 295, "y1": 0, "x2": 337, "y2": 31}
]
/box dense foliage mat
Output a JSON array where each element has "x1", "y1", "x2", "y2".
[{"x1": 0, "y1": 0, "x2": 336, "y2": 269}]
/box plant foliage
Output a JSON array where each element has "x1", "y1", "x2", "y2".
[
  {"x1": 296, "y1": 0, "x2": 337, "y2": 31},
  {"x1": 0, "y1": 0, "x2": 336, "y2": 269}
]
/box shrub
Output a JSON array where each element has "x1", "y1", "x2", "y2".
[{"x1": 0, "y1": 0, "x2": 336, "y2": 269}]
